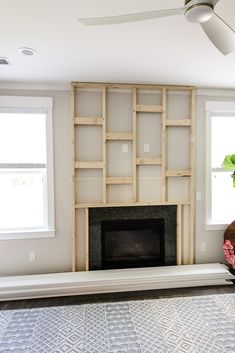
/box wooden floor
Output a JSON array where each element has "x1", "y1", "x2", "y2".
[{"x1": 1, "y1": 285, "x2": 235, "y2": 310}]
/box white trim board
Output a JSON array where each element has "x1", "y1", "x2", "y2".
[{"x1": 0, "y1": 263, "x2": 232, "y2": 301}]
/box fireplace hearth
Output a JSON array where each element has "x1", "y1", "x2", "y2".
[{"x1": 89, "y1": 206, "x2": 176, "y2": 270}]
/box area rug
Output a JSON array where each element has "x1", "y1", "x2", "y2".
[{"x1": 1, "y1": 293, "x2": 235, "y2": 352}]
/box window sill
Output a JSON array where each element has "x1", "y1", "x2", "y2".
[
  {"x1": 0, "y1": 229, "x2": 55, "y2": 240},
  {"x1": 205, "y1": 224, "x2": 228, "y2": 231}
]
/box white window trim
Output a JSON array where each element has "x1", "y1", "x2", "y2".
[
  {"x1": 0, "y1": 96, "x2": 55, "y2": 240},
  {"x1": 205, "y1": 101, "x2": 235, "y2": 231}
]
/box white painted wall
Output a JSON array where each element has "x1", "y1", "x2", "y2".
[{"x1": 0, "y1": 86, "x2": 234, "y2": 276}]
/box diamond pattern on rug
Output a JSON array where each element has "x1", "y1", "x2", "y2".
[
  {"x1": 82, "y1": 304, "x2": 108, "y2": 353},
  {"x1": 55, "y1": 306, "x2": 85, "y2": 353},
  {"x1": 157, "y1": 297, "x2": 224, "y2": 353},
  {"x1": 1, "y1": 293, "x2": 235, "y2": 352}
]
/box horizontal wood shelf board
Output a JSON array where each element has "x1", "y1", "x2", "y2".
[
  {"x1": 136, "y1": 158, "x2": 162, "y2": 165},
  {"x1": 136, "y1": 104, "x2": 163, "y2": 113},
  {"x1": 75, "y1": 161, "x2": 104, "y2": 169},
  {"x1": 74, "y1": 117, "x2": 103, "y2": 125},
  {"x1": 72, "y1": 82, "x2": 195, "y2": 91},
  {"x1": 106, "y1": 177, "x2": 133, "y2": 184},
  {"x1": 75, "y1": 201, "x2": 191, "y2": 208},
  {"x1": 166, "y1": 170, "x2": 191, "y2": 177},
  {"x1": 106, "y1": 133, "x2": 133, "y2": 140},
  {"x1": 166, "y1": 119, "x2": 191, "y2": 126}
]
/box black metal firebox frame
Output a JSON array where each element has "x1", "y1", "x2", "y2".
[{"x1": 89, "y1": 205, "x2": 177, "y2": 270}]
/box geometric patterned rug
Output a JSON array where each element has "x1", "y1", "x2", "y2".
[{"x1": 1, "y1": 293, "x2": 235, "y2": 352}]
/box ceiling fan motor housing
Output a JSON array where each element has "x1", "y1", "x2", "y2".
[
  {"x1": 185, "y1": 2, "x2": 214, "y2": 23},
  {"x1": 185, "y1": 0, "x2": 214, "y2": 5}
]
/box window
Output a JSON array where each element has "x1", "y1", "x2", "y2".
[
  {"x1": 206, "y1": 101, "x2": 235, "y2": 229},
  {"x1": 0, "y1": 96, "x2": 55, "y2": 239}
]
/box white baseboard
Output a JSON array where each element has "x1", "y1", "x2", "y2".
[{"x1": 0, "y1": 263, "x2": 233, "y2": 301}]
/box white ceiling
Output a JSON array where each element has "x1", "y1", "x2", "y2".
[{"x1": 0, "y1": 0, "x2": 235, "y2": 88}]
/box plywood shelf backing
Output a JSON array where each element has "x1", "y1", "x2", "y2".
[{"x1": 71, "y1": 82, "x2": 195, "y2": 272}]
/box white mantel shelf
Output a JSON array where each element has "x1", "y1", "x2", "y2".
[{"x1": 0, "y1": 263, "x2": 233, "y2": 301}]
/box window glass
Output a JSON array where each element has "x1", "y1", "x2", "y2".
[
  {"x1": 211, "y1": 115, "x2": 235, "y2": 168},
  {"x1": 0, "y1": 170, "x2": 45, "y2": 229},
  {"x1": 0, "y1": 113, "x2": 46, "y2": 164},
  {"x1": 206, "y1": 105, "x2": 235, "y2": 227},
  {"x1": 211, "y1": 171, "x2": 235, "y2": 224},
  {"x1": 0, "y1": 96, "x2": 54, "y2": 239}
]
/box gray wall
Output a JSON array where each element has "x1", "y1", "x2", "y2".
[
  {"x1": 195, "y1": 91, "x2": 235, "y2": 264},
  {"x1": 0, "y1": 89, "x2": 72, "y2": 275},
  {"x1": 0, "y1": 86, "x2": 234, "y2": 276}
]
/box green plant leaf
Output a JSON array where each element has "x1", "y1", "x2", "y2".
[{"x1": 222, "y1": 155, "x2": 235, "y2": 170}]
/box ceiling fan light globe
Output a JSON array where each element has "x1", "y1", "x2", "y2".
[{"x1": 185, "y1": 4, "x2": 213, "y2": 23}]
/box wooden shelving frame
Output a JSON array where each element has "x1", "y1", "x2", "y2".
[{"x1": 71, "y1": 82, "x2": 196, "y2": 271}]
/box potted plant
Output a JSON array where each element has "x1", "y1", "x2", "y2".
[
  {"x1": 222, "y1": 154, "x2": 235, "y2": 187},
  {"x1": 223, "y1": 239, "x2": 235, "y2": 274},
  {"x1": 222, "y1": 154, "x2": 235, "y2": 277}
]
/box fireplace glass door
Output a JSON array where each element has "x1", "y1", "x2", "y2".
[{"x1": 101, "y1": 218, "x2": 165, "y2": 269}]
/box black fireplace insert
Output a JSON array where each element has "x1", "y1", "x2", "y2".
[{"x1": 101, "y1": 218, "x2": 165, "y2": 269}]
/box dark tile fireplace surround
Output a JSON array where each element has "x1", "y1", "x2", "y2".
[{"x1": 89, "y1": 206, "x2": 177, "y2": 270}]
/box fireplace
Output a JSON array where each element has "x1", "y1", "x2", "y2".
[
  {"x1": 89, "y1": 205, "x2": 177, "y2": 270},
  {"x1": 101, "y1": 218, "x2": 165, "y2": 269}
]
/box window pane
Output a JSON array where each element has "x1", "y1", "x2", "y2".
[
  {"x1": 0, "y1": 171, "x2": 45, "y2": 229},
  {"x1": 0, "y1": 113, "x2": 46, "y2": 164},
  {"x1": 211, "y1": 115, "x2": 235, "y2": 168},
  {"x1": 211, "y1": 171, "x2": 235, "y2": 224}
]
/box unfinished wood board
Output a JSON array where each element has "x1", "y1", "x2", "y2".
[
  {"x1": 71, "y1": 87, "x2": 76, "y2": 272},
  {"x1": 177, "y1": 204, "x2": 182, "y2": 265},
  {"x1": 74, "y1": 117, "x2": 103, "y2": 125},
  {"x1": 106, "y1": 133, "x2": 133, "y2": 140},
  {"x1": 161, "y1": 88, "x2": 166, "y2": 203},
  {"x1": 72, "y1": 82, "x2": 195, "y2": 271},
  {"x1": 102, "y1": 87, "x2": 107, "y2": 204},
  {"x1": 189, "y1": 89, "x2": 196, "y2": 264},
  {"x1": 136, "y1": 104, "x2": 163, "y2": 113},
  {"x1": 136, "y1": 158, "x2": 162, "y2": 165},
  {"x1": 132, "y1": 88, "x2": 137, "y2": 202}
]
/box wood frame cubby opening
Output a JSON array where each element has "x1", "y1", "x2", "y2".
[{"x1": 71, "y1": 82, "x2": 195, "y2": 271}]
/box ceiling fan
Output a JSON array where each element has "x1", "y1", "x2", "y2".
[{"x1": 78, "y1": 0, "x2": 235, "y2": 55}]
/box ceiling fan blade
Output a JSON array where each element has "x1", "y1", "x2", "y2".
[
  {"x1": 201, "y1": 12, "x2": 235, "y2": 55},
  {"x1": 79, "y1": 7, "x2": 184, "y2": 26}
]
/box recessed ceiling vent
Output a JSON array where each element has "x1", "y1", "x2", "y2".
[{"x1": 0, "y1": 57, "x2": 10, "y2": 65}]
